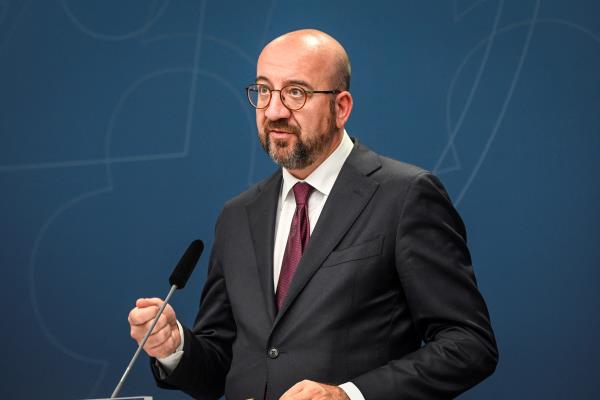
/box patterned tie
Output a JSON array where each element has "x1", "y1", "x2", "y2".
[{"x1": 276, "y1": 182, "x2": 314, "y2": 310}]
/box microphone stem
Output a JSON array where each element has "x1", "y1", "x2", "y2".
[{"x1": 111, "y1": 284, "x2": 178, "y2": 399}]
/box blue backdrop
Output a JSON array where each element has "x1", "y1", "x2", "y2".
[{"x1": 1, "y1": 1, "x2": 599, "y2": 399}]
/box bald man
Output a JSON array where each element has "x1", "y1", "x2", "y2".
[{"x1": 128, "y1": 29, "x2": 498, "y2": 400}]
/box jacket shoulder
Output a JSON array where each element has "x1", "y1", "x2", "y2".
[
  {"x1": 352, "y1": 141, "x2": 429, "y2": 184},
  {"x1": 377, "y1": 155, "x2": 428, "y2": 182},
  {"x1": 221, "y1": 170, "x2": 281, "y2": 211}
]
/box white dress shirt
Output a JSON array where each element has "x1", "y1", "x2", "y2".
[
  {"x1": 159, "y1": 131, "x2": 365, "y2": 400},
  {"x1": 273, "y1": 131, "x2": 353, "y2": 290}
]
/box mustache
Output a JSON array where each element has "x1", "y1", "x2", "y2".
[{"x1": 264, "y1": 120, "x2": 301, "y2": 136}]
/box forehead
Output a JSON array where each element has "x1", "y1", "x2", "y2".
[{"x1": 256, "y1": 41, "x2": 332, "y2": 87}]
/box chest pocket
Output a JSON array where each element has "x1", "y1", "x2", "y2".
[{"x1": 321, "y1": 236, "x2": 383, "y2": 268}]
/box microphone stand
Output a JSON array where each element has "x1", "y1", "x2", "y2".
[{"x1": 111, "y1": 284, "x2": 178, "y2": 399}]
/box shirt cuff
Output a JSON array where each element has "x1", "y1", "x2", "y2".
[
  {"x1": 339, "y1": 382, "x2": 366, "y2": 400},
  {"x1": 156, "y1": 320, "x2": 184, "y2": 375}
]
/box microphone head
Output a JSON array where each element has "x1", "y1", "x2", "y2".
[{"x1": 169, "y1": 240, "x2": 204, "y2": 289}]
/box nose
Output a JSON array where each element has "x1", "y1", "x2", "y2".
[{"x1": 264, "y1": 90, "x2": 291, "y2": 121}]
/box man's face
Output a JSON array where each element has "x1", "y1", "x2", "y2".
[{"x1": 255, "y1": 41, "x2": 339, "y2": 171}]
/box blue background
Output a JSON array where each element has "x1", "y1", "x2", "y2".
[{"x1": 1, "y1": 1, "x2": 599, "y2": 399}]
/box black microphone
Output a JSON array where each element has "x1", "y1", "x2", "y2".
[
  {"x1": 169, "y1": 239, "x2": 204, "y2": 289},
  {"x1": 110, "y1": 240, "x2": 204, "y2": 399}
]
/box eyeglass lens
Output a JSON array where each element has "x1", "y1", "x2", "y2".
[{"x1": 247, "y1": 84, "x2": 306, "y2": 110}]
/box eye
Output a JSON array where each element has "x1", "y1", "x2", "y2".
[
  {"x1": 287, "y1": 86, "x2": 305, "y2": 98},
  {"x1": 258, "y1": 85, "x2": 270, "y2": 95}
]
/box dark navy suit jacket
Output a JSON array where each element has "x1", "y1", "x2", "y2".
[{"x1": 152, "y1": 140, "x2": 498, "y2": 400}]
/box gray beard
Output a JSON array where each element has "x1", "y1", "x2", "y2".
[
  {"x1": 265, "y1": 135, "x2": 314, "y2": 170},
  {"x1": 261, "y1": 100, "x2": 338, "y2": 170}
]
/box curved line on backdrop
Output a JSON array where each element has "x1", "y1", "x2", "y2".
[
  {"x1": 0, "y1": 76, "x2": 253, "y2": 173},
  {"x1": 434, "y1": 0, "x2": 504, "y2": 175},
  {"x1": 60, "y1": 0, "x2": 170, "y2": 41},
  {"x1": 0, "y1": 60, "x2": 253, "y2": 173},
  {"x1": 447, "y1": 0, "x2": 541, "y2": 206},
  {"x1": 0, "y1": 0, "x2": 269, "y2": 185},
  {"x1": 142, "y1": 33, "x2": 256, "y2": 66},
  {"x1": 0, "y1": 0, "x2": 30, "y2": 56},
  {"x1": 258, "y1": 0, "x2": 278, "y2": 50},
  {"x1": 453, "y1": 0, "x2": 490, "y2": 22},
  {"x1": 27, "y1": 2, "x2": 253, "y2": 396},
  {"x1": 536, "y1": 17, "x2": 600, "y2": 44},
  {"x1": 102, "y1": 67, "x2": 255, "y2": 188},
  {"x1": 182, "y1": 0, "x2": 207, "y2": 161},
  {"x1": 108, "y1": 1, "x2": 279, "y2": 187},
  {"x1": 28, "y1": 187, "x2": 112, "y2": 399},
  {"x1": 442, "y1": 14, "x2": 600, "y2": 181},
  {"x1": 139, "y1": 0, "x2": 278, "y2": 187},
  {"x1": 26, "y1": 68, "x2": 253, "y2": 398}
]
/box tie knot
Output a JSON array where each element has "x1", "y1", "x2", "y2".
[{"x1": 292, "y1": 182, "x2": 313, "y2": 206}]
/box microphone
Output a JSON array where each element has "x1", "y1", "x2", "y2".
[
  {"x1": 110, "y1": 240, "x2": 204, "y2": 399},
  {"x1": 169, "y1": 239, "x2": 204, "y2": 289}
]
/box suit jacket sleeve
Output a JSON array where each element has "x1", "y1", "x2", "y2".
[{"x1": 352, "y1": 171, "x2": 498, "y2": 399}]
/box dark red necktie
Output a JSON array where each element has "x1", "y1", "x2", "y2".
[{"x1": 276, "y1": 182, "x2": 314, "y2": 310}]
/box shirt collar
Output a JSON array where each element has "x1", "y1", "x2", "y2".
[{"x1": 281, "y1": 130, "x2": 354, "y2": 203}]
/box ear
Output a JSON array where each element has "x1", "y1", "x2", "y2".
[{"x1": 334, "y1": 91, "x2": 353, "y2": 129}]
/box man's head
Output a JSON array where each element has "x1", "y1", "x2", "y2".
[{"x1": 253, "y1": 29, "x2": 353, "y2": 178}]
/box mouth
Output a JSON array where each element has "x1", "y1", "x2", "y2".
[{"x1": 269, "y1": 130, "x2": 296, "y2": 139}]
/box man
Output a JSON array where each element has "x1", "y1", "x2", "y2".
[{"x1": 128, "y1": 29, "x2": 498, "y2": 400}]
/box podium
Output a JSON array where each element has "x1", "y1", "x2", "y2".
[{"x1": 82, "y1": 397, "x2": 152, "y2": 400}]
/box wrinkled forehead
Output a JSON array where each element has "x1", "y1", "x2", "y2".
[{"x1": 256, "y1": 40, "x2": 335, "y2": 88}]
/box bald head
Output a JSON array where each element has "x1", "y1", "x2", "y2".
[
  {"x1": 259, "y1": 29, "x2": 351, "y2": 91},
  {"x1": 253, "y1": 29, "x2": 354, "y2": 178}
]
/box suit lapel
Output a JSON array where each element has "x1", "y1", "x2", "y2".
[
  {"x1": 245, "y1": 171, "x2": 282, "y2": 324},
  {"x1": 273, "y1": 143, "x2": 382, "y2": 326}
]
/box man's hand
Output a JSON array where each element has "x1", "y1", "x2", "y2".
[
  {"x1": 279, "y1": 380, "x2": 350, "y2": 400},
  {"x1": 128, "y1": 297, "x2": 180, "y2": 358}
]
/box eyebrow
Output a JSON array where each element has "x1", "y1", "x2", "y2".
[{"x1": 255, "y1": 76, "x2": 315, "y2": 90}]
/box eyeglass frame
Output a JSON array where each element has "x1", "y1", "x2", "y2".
[{"x1": 245, "y1": 83, "x2": 341, "y2": 111}]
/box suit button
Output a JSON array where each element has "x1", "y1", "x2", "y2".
[{"x1": 268, "y1": 347, "x2": 279, "y2": 359}]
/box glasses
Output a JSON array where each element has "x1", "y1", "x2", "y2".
[{"x1": 246, "y1": 83, "x2": 340, "y2": 111}]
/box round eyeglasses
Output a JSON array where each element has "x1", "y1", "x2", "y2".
[{"x1": 246, "y1": 83, "x2": 340, "y2": 111}]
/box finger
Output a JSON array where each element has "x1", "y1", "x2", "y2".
[
  {"x1": 144, "y1": 335, "x2": 168, "y2": 358},
  {"x1": 135, "y1": 298, "x2": 177, "y2": 324},
  {"x1": 131, "y1": 312, "x2": 172, "y2": 343},
  {"x1": 142, "y1": 312, "x2": 170, "y2": 334},
  {"x1": 312, "y1": 383, "x2": 346, "y2": 400},
  {"x1": 146, "y1": 325, "x2": 175, "y2": 351},
  {"x1": 131, "y1": 325, "x2": 172, "y2": 348},
  {"x1": 128, "y1": 305, "x2": 159, "y2": 325},
  {"x1": 129, "y1": 309, "x2": 165, "y2": 336},
  {"x1": 146, "y1": 328, "x2": 180, "y2": 358},
  {"x1": 135, "y1": 297, "x2": 164, "y2": 308},
  {"x1": 149, "y1": 336, "x2": 177, "y2": 358},
  {"x1": 161, "y1": 303, "x2": 177, "y2": 324},
  {"x1": 280, "y1": 380, "x2": 309, "y2": 400},
  {"x1": 281, "y1": 392, "x2": 310, "y2": 400},
  {"x1": 130, "y1": 324, "x2": 148, "y2": 342},
  {"x1": 144, "y1": 323, "x2": 172, "y2": 348},
  {"x1": 136, "y1": 297, "x2": 176, "y2": 312}
]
